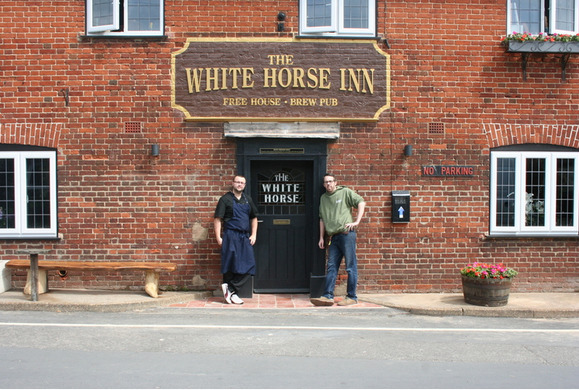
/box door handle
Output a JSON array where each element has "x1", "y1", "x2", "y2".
[{"x1": 258, "y1": 220, "x2": 264, "y2": 223}]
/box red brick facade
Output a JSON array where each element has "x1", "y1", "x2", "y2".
[{"x1": 1, "y1": 1, "x2": 577, "y2": 294}]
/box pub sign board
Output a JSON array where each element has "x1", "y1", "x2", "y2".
[{"x1": 171, "y1": 38, "x2": 390, "y2": 122}]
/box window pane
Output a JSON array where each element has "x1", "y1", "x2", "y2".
[
  {"x1": 555, "y1": 0, "x2": 576, "y2": 31},
  {"x1": 496, "y1": 158, "x2": 516, "y2": 227},
  {"x1": 510, "y1": 0, "x2": 542, "y2": 34},
  {"x1": 128, "y1": 0, "x2": 161, "y2": 31},
  {"x1": 26, "y1": 158, "x2": 51, "y2": 229},
  {"x1": 525, "y1": 158, "x2": 546, "y2": 227},
  {"x1": 92, "y1": 0, "x2": 115, "y2": 27},
  {"x1": 344, "y1": 0, "x2": 369, "y2": 29},
  {"x1": 556, "y1": 158, "x2": 575, "y2": 227},
  {"x1": 307, "y1": 0, "x2": 332, "y2": 27},
  {"x1": 0, "y1": 159, "x2": 16, "y2": 229}
]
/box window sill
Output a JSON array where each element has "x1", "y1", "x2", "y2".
[
  {"x1": 485, "y1": 232, "x2": 579, "y2": 240},
  {"x1": 0, "y1": 236, "x2": 61, "y2": 241},
  {"x1": 296, "y1": 35, "x2": 380, "y2": 41},
  {"x1": 80, "y1": 35, "x2": 168, "y2": 41},
  {"x1": 503, "y1": 40, "x2": 579, "y2": 81}
]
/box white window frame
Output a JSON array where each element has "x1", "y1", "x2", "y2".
[
  {"x1": 0, "y1": 151, "x2": 58, "y2": 239},
  {"x1": 299, "y1": 0, "x2": 376, "y2": 37},
  {"x1": 86, "y1": 0, "x2": 164, "y2": 37},
  {"x1": 87, "y1": 0, "x2": 120, "y2": 33},
  {"x1": 507, "y1": 0, "x2": 579, "y2": 35},
  {"x1": 490, "y1": 150, "x2": 579, "y2": 237},
  {"x1": 551, "y1": 0, "x2": 579, "y2": 34}
]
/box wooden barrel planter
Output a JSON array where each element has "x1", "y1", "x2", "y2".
[{"x1": 461, "y1": 275, "x2": 512, "y2": 307}]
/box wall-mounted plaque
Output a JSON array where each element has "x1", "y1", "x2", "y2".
[{"x1": 172, "y1": 38, "x2": 390, "y2": 122}]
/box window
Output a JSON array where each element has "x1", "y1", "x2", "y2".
[
  {"x1": 299, "y1": 0, "x2": 376, "y2": 37},
  {"x1": 0, "y1": 149, "x2": 58, "y2": 239},
  {"x1": 508, "y1": 0, "x2": 579, "y2": 35},
  {"x1": 86, "y1": 0, "x2": 164, "y2": 37},
  {"x1": 490, "y1": 147, "x2": 578, "y2": 236}
]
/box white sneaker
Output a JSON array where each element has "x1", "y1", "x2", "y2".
[
  {"x1": 221, "y1": 283, "x2": 231, "y2": 304},
  {"x1": 230, "y1": 293, "x2": 244, "y2": 305}
]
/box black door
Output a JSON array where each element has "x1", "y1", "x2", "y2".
[{"x1": 251, "y1": 160, "x2": 315, "y2": 293}]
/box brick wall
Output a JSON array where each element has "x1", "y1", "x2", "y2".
[{"x1": 1, "y1": 0, "x2": 577, "y2": 294}]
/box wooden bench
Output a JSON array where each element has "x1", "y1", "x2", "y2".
[{"x1": 5, "y1": 260, "x2": 177, "y2": 298}]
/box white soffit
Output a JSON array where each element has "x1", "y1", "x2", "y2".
[{"x1": 224, "y1": 122, "x2": 340, "y2": 139}]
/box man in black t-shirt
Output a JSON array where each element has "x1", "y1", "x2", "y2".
[{"x1": 213, "y1": 175, "x2": 258, "y2": 304}]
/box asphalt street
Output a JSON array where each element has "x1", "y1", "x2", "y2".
[{"x1": 0, "y1": 306, "x2": 577, "y2": 388}]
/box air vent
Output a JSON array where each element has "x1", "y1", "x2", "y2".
[
  {"x1": 124, "y1": 122, "x2": 142, "y2": 133},
  {"x1": 428, "y1": 122, "x2": 444, "y2": 134}
]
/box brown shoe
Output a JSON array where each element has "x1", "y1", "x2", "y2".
[
  {"x1": 310, "y1": 296, "x2": 334, "y2": 306},
  {"x1": 337, "y1": 297, "x2": 358, "y2": 306}
]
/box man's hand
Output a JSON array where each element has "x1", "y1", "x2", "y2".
[{"x1": 345, "y1": 221, "x2": 359, "y2": 231}]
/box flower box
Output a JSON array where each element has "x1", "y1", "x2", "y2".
[
  {"x1": 461, "y1": 275, "x2": 512, "y2": 307},
  {"x1": 501, "y1": 33, "x2": 579, "y2": 80},
  {"x1": 506, "y1": 40, "x2": 579, "y2": 53},
  {"x1": 460, "y1": 262, "x2": 517, "y2": 307}
]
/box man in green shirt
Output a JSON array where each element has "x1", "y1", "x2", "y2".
[{"x1": 311, "y1": 173, "x2": 366, "y2": 306}]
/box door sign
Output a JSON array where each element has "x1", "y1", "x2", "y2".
[{"x1": 259, "y1": 171, "x2": 305, "y2": 205}]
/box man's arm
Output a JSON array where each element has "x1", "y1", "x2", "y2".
[
  {"x1": 345, "y1": 201, "x2": 366, "y2": 231},
  {"x1": 318, "y1": 219, "x2": 326, "y2": 249},
  {"x1": 249, "y1": 217, "x2": 258, "y2": 245},
  {"x1": 213, "y1": 218, "x2": 223, "y2": 246}
]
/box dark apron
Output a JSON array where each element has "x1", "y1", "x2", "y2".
[{"x1": 221, "y1": 193, "x2": 256, "y2": 275}]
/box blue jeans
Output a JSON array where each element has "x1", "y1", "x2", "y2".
[{"x1": 322, "y1": 231, "x2": 358, "y2": 300}]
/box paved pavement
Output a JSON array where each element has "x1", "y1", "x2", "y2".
[{"x1": 0, "y1": 288, "x2": 577, "y2": 318}]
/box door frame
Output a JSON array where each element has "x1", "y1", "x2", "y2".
[{"x1": 236, "y1": 138, "x2": 328, "y2": 293}]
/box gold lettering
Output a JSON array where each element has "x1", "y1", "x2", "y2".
[
  {"x1": 229, "y1": 68, "x2": 242, "y2": 89},
  {"x1": 290, "y1": 98, "x2": 318, "y2": 106},
  {"x1": 242, "y1": 68, "x2": 254, "y2": 88},
  {"x1": 205, "y1": 68, "x2": 219, "y2": 91},
  {"x1": 319, "y1": 98, "x2": 338, "y2": 106},
  {"x1": 306, "y1": 68, "x2": 318, "y2": 88},
  {"x1": 185, "y1": 67, "x2": 255, "y2": 92},
  {"x1": 223, "y1": 98, "x2": 248, "y2": 105},
  {"x1": 340, "y1": 68, "x2": 374, "y2": 94},
  {"x1": 186, "y1": 65, "x2": 348, "y2": 93},
  {"x1": 263, "y1": 68, "x2": 308, "y2": 89},
  {"x1": 318, "y1": 68, "x2": 331, "y2": 89},
  {"x1": 250, "y1": 97, "x2": 281, "y2": 105},
  {"x1": 362, "y1": 68, "x2": 374, "y2": 94},
  {"x1": 263, "y1": 68, "x2": 276, "y2": 88},
  {"x1": 267, "y1": 54, "x2": 294, "y2": 65},
  {"x1": 293, "y1": 68, "x2": 305, "y2": 88},
  {"x1": 185, "y1": 68, "x2": 202, "y2": 93},
  {"x1": 220, "y1": 67, "x2": 228, "y2": 90},
  {"x1": 278, "y1": 68, "x2": 292, "y2": 88}
]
